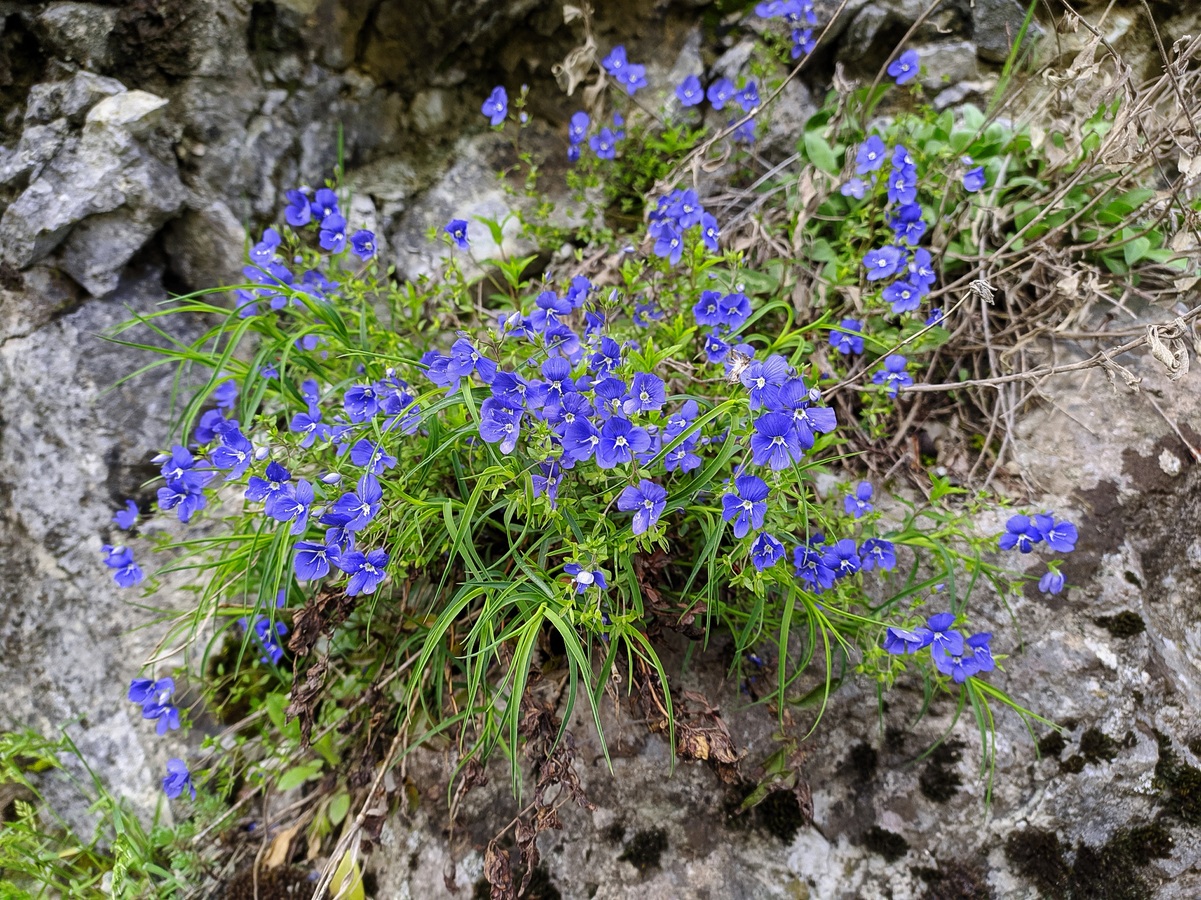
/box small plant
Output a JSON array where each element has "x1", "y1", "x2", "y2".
[{"x1": 16, "y1": 2, "x2": 1197, "y2": 897}]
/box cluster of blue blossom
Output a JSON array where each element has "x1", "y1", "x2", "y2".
[
  {"x1": 647, "y1": 189, "x2": 721, "y2": 266},
  {"x1": 601, "y1": 45, "x2": 648, "y2": 95},
  {"x1": 239, "y1": 615, "x2": 289, "y2": 665},
  {"x1": 674, "y1": 74, "x2": 760, "y2": 143},
  {"x1": 884, "y1": 613, "x2": 995, "y2": 683},
  {"x1": 237, "y1": 188, "x2": 376, "y2": 317},
  {"x1": 100, "y1": 500, "x2": 144, "y2": 587},
  {"x1": 128, "y1": 677, "x2": 194, "y2": 799},
  {"x1": 754, "y1": 0, "x2": 818, "y2": 59},
  {"x1": 999, "y1": 512, "x2": 1077, "y2": 594},
  {"x1": 564, "y1": 109, "x2": 625, "y2": 162}
]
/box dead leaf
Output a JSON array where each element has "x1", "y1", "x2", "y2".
[
  {"x1": 286, "y1": 655, "x2": 328, "y2": 747},
  {"x1": 263, "y1": 822, "x2": 303, "y2": 868},
  {"x1": 484, "y1": 841, "x2": 515, "y2": 900}
]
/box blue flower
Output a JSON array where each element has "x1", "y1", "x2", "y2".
[
  {"x1": 328, "y1": 474, "x2": 383, "y2": 532},
  {"x1": 482, "y1": 86, "x2": 508, "y2": 125},
  {"x1": 829, "y1": 319, "x2": 864, "y2": 355},
  {"x1": 676, "y1": 75, "x2": 704, "y2": 106},
  {"x1": 623, "y1": 372, "x2": 666, "y2": 415},
  {"x1": 933, "y1": 643, "x2": 981, "y2": 683},
  {"x1": 212, "y1": 379, "x2": 238, "y2": 410},
  {"x1": 840, "y1": 178, "x2": 867, "y2": 199},
  {"x1": 1032, "y1": 514, "x2": 1077, "y2": 553},
  {"x1": 617, "y1": 479, "x2": 667, "y2": 535},
  {"x1": 999, "y1": 514, "x2": 1042, "y2": 553},
  {"x1": 597, "y1": 417, "x2": 651, "y2": 469},
  {"x1": 793, "y1": 541, "x2": 835, "y2": 592},
  {"x1": 590, "y1": 127, "x2": 617, "y2": 160},
  {"x1": 722, "y1": 474, "x2": 769, "y2": 538},
  {"x1": 860, "y1": 538, "x2": 896, "y2": 572},
  {"x1": 310, "y1": 188, "x2": 339, "y2": 223},
  {"x1": 137, "y1": 677, "x2": 181, "y2": 735},
  {"x1": 337, "y1": 547, "x2": 390, "y2": 596},
  {"x1": 703, "y1": 332, "x2": 730, "y2": 363},
  {"x1": 887, "y1": 167, "x2": 918, "y2": 206},
  {"x1": 967, "y1": 632, "x2": 995, "y2": 672},
  {"x1": 863, "y1": 245, "x2": 905, "y2": 280},
  {"x1": 113, "y1": 499, "x2": 139, "y2": 530},
  {"x1": 601, "y1": 45, "x2": 629, "y2": 74},
  {"x1": 242, "y1": 615, "x2": 288, "y2": 665},
  {"x1": 289, "y1": 409, "x2": 330, "y2": 449},
  {"x1": 883, "y1": 279, "x2": 922, "y2": 314},
  {"x1": 823, "y1": 538, "x2": 862, "y2": 579},
  {"x1": 284, "y1": 189, "x2": 311, "y2": 227},
  {"x1": 562, "y1": 418, "x2": 601, "y2": 462},
  {"x1": 615, "y1": 64, "x2": 648, "y2": 95},
  {"x1": 737, "y1": 81, "x2": 760, "y2": 112},
  {"x1": 664, "y1": 400, "x2": 699, "y2": 437},
  {"x1": 791, "y1": 27, "x2": 816, "y2": 58},
  {"x1": 750, "y1": 412, "x2": 804, "y2": 470},
  {"x1": 707, "y1": 78, "x2": 736, "y2": 110},
  {"x1": 349, "y1": 439, "x2": 397, "y2": 474},
  {"x1": 908, "y1": 248, "x2": 937, "y2": 290},
  {"x1": 318, "y1": 214, "x2": 347, "y2": 253},
  {"x1": 845, "y1": 481, "x2": 873, "y2": 518},
  {"x1": 1036, "y1": 569, "x2": 1066, "y2": 597},
  {"x1": 718, "y1": 292, "x2": 752, "y2": 329},
  {"x1": 294, "y1": 540, "x2": 340, "y2": 581},
  {"x1": 128, "y1": 677, "x2": 156, "y2": 705},
  {"x1": 478, "y1": 397, "x2": 524, "y2": 454},
  {"x1": 872, "y1": 355, "x2": 913, "y2": 397},
  {"x1": 856, "y1": 136, "x2": 886, "y2": 173},
  {"x1": 890, "y1": 204, "x2": 926, "y2": 245},
  {"x1": 664, "y1": 434, "x2": 702, "y2": 472},
  {"x1": 700, "y1": 214, "x2": 721, "y2": 252},
  {"x1": 925, "y1": 308, "x2": 944, "y2": 326},
  {"x1": 568, "y1": 111, "x2": 589, "y2": 144},
  {"x1": 740, "y1": 354, "x2": 790, "y2": 409},
  {"x1": 449, "y1": 337, "x2": 499, "y2": 385},
  {"x1": 751, "y1": 532, "x2": 786, "y2": 571},
  {"x1": 915, "y1": 612, "x2": 964, "y2": 657},
  {"x1": 693, "y1": 290, "x2": 724, "y2": 328},
  {"x1": 163, "y1": 759, "x2": 195, "y2": 800},
  {"x1": 653, "y1": 224, "x2": 683, "y2": 264},
  {"x1": 444, "y1": 218, "x2": 469, "y2": 250},
  {"x1": 963, "y1": 166, "x2": 986, "y2": 192},
  {"x1": 594, "y1": 376, "x2": 629, "y2": 418},
  {"x1": 883, "y1": 626, "x2": 928, "y2": 655},
  {"x1": 887, "y1": 49, "x2": 920, "y2": 85},
  {"x1": 210, "y1": 428, "x2": 255, "y2": 480},
  {"x1": 564, "y1": 563, "x2": 608, "y2": 593},
  {"x1": 774, "y1": 379, "x2": 836, "y2": 447},
  {"x1": 265, "y1": 479, "x2": 313, "y2": 536},
  {"x1": 668, "y1": 189, "x2": 703, "y2": 228},
  {"x1": 350, "y1": 230, "x2": 377, "y2": 260},
  {"x1": 246, "y1": 461, "x2": 291, "y2": 503}
]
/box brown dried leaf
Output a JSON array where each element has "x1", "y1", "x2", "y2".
[
  {"x1": 288, "y1": 584, "x2": 355, "y2": 657},
  {"x1": 515, "y1": 820, "x2": 540, "y2": 896},
  {"x1": 285, "y1": 655, "x2": 328, "y2": 747},
  {"x1": 262, "y1": 822, "x2": 302, "y2": 869},
  {"x1": 484, "y1": 841, "x2": 515, "y2": 900}
]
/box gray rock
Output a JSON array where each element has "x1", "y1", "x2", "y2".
[
  {"x1": 0, "y1": 266, "x2": 197, "y2": 829},
  {"x1": 162, "y1": 200, "x2": 248, "y2": 292},
  {"x1": 916, "y1": 40, "x2": 979, "y2": 91},
  {"x1": 0, "y1": 88, "x2": 185, "y2": 296},
  {"x1": 23, "y1": 72, "x2": 126, "y2": 128},
  {"x1": 35, "y1": 3, "x2": 120, "y2": 71},
  {"x1": 973, "y1": 0, "x2": 1044, "y2": 63}
]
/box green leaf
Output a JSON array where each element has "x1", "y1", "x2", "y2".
[
  {"x1": 803, "y1": 130, "x2": 840, "y2": 175},
  {"x1": 328, "y1": 791, "x2": 351, "y2": 826},
  {"x1": 276, "y1": 760, "x2": 323, "y2": 792},
  {"x1": 1124, "y1": 236, "x2": 1152, "y2": 266}
]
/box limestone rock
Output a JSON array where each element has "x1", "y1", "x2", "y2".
[{"x1": 973, "y1": 0, "x2": 1044, "y2": 63}]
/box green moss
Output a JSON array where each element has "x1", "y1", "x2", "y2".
[
  {"x1": 863, "y1": 826, "x2": 909, "y2": 862},
  {"x1": 915, "y1": 860, "x2": 994, "y2": 899},
  {"x1": 1060, "y1": 754, "x2": 1086, "y2": 774},
  {"x1": 618, "y1": 828, "x2": 668, "y2": 872},
  {"x1": 1095, "y1": 611, "x2": 1146, "y2": 638},
  {"x1": 1153, "y1": 731, "x2": 1201, "y2": 824},
  {"x1": 1005, "y1": 828, "x2": 1072, "y2": 896},
  {"x1": 848, "y1": 742, "x2": 878, "y2": 782},
  {"x1": 919, "y1": 741, "x2": 964, "y2": 803},
  {"x1": 1005, "y1": 823, "x2": 1173, "y2": 900},
  {"x1": 1080, "y1": 727, "x2": 1120, "y2": 764},
  {"x1": 1037, "y1": 731, "x2": 1067, "y2": 759},
  {"x1": 755, "y1": 790, "x2": 806, "y2": 843}
]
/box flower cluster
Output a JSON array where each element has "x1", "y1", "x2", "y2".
[
  {"x1": 884, "y1": 612, "x2": 995, "y2": 683},
  {"x1": 128, "y1": 677, "x2": 181, "y2": 736},
  {"x1": 601, "y1": 45, "x2": 648, "y2": 96},
  {"x1": 647, "y1": 189, "x2": 720, "y2": 265},
  {"x1": 101, "y1": 543, "x2": 144, "y2": 588},
  {"x1": 754, "y1": 0, "x2": 819, "y2": 59},
  {"x1": 999, "y1": 512, "x2": 1077, "y2": 594}
]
